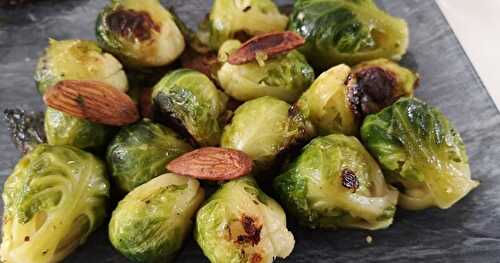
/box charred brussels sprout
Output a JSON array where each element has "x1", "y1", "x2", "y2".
[
  {"x1": 289, "y1": 0, "x2": 409, "y2": 69},
  {"x1": 195, "y1": 176, "x2": 294, "y2": 263},
  {"x1": 274, "y1": 134, "x2": 398, "y2": 230},
  {"x1": 152, "y1": 69, "x2": 229, "y2": 146},
  {"x1": 106, "y1": 119, "x2": 193, "y2": 193},
  {"x1": 221, "y1": 96, "x2": 310, "y2": 172},
  {"x1": 109, "y1": 173, "x2": 204, "y2": 263},
  {"x1": 34, "y1": 39, "x2": 128, "y2": 95},
  {"x1": 96, "y1": 0, "x2": 185, "y2": 67},
  {"x1": 44, "y1": 107, "x2": 112, "y2": 149},
  {"x1": 0, "y1": 145, "x2": 109, "y2": 263},
  {"x1": 297, "y1": 61, "x2": 417, "y2": 136},
  {"x1": 199, "y1": 0, "x2": 288, "y2": 49},
  {"x1": 217, "y1": 40, "x2": 315, "y2": 103},
  {"x1": 361, "y1": 98, "x2": 479, "y2": 210}
]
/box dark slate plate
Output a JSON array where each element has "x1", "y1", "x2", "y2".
[{"x1": 1, "y1": 0, "x2": 499, "y2": 262}]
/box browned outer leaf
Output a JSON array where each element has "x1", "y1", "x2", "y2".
[
  {"x1": 228, "y1": 31, "x2": 305, "y2": 65},
  {"x1": 43, "y1": 80, "x2": 140, "y2": 126},
  {"x1": 166, "y1": 147, "x2": 253, "y2": 180}
]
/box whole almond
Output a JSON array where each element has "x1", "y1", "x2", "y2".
[
  {"x1": 166, "y1": 147, "x2": 253, "y2": 181},
  {"x1": 43, "y1": 80, "x2": 139, "y2": 126},
  {"x1": 228, "y1": 31, "x2": 305, "y2": 65}
]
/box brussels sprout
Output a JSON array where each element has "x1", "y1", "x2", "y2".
[
  {"x1": 274, "y1": 134, "x2": 398, "y2": 230},
  {"x1": 34, "y1": 39, "x2": 128, "y2": 95},
  {"x1": 106, "y1": 119, "x2": 193, "y2": 193},
  {"x1": 44, "y1": 107, "x2": 113, "y2": 149},
  {"x1": 217, "y1": 40, "x2": 315, "y2": 103},
  {"x1": 361, "y1": 98, "x2": 479, "y2": 210},
  {"x1": 0, "y1": 144, "x2": 109, "y2": 263},
  {"x1": 199, "y1": 0, "x2": 288, "y2": 49},
  {"x1": 152, "y1": 69, "x2": 229, "y2": 146},
  {"x1": 297, "y1": 60, "x2": 417, "y2": 136},
  {"x1": 195, "y1": 176, "x2": 294, "y2": 263},
  {"x1": 96, "y1": 0, "x2": 185, "y2": 67},
  {"x1": 289, "y1": 0, "x2": 409, "y2": 69},
  {"x1": 109, "y1": 173, "x2": 204, "y2": 263},
  {"x1": 221, "y1": 96, "x2": 310, "y2": 172},
  {"x1": 4, "y1": 108, "x2": 46, "y2": 155}
]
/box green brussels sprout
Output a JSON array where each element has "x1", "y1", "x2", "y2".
[
  {"x1": 0, "y1": 144, "x2": 109, "y2": 263},
  {"x1": 289, "y1": 0, "x2": 409, "y2": 69},
  {"x1": 44, "y1": 107, "x2": 113, "y2": 149},
  {"x1": 297, "y1": 60, "x2": 418, "y2": 136},
  {"x1": 217, "y1": 39, "x2": 315, "y2": 103},
  {"x1": 34, "y1": 39, "x2": 128, "y2": 95},
  {"x1": 152, "y1": 69, "x2": 229, "y2": 146},
  {"x1": 361, "y1": 98, "x2": 479, "y2": 210},
  {"x1": 96, "y1": 0, "x2": 185, "y2": 67},
  {"x1": 106, "y1": 119, "x2": 193, "y2": 193},
  {"x1": 195, "y1": 176, "x2": 294, "y2": 263},
  {"x1": 109, "y1": 173, "x2": 204, "y2": 263},
  {"x1": 221, "y1": 96, "x2": 310, "y2": 172},
  {"x1": 199, "y1": 0, "x2": 288, "y2": 49},
  {"x1": 274, "y1": 134, "x2": 398, "y2": 230}
]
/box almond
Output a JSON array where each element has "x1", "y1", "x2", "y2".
[
  {"x1": 166, "y1": 147, "x2": 253, "y2": 181},
  {"x1": 228, "y1": 31, "x2": 305, "y2": 65},
  {"x1": 43, "y1": 80, "x2": 139, "y2": 126}
]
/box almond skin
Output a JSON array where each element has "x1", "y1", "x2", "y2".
[
  {"x1": 43, "y1": 80, "x2": 139, "y2": 126},
  {"x1": 228, "y1": 31, "x2": 305, "y2": 65},
  {"x1": 166, "y1": 147, "x2": 253, "y2": 181}
]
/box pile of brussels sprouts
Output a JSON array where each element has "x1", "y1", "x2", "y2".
[{"x1": 1, "y1": 0, "x2": 479, "y2": 263}]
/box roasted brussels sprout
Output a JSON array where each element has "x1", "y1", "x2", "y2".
[
  {"x1": 0, "y1": 144, "x2": 109, "y2": 263},
  {"x1": 34, "y1": 39, "x2": 128, "y2": 95},
  {"x1": 361, "y1": 98, "x2": 479, "y2": 210},
  {"x1": 4, "y1": 108, "x2": 46, "y2": 155},
  {"x1": 221, "y1": 96, "x2": 310, "y2": 172},
  {"x1": 297, "y1": 60, "x2": 417, "y2": 136},
  {"x1": 199, "y1": 0, "x2": 288, "y2": 49},
  {"x1": 152, "y1": 69, "x2": 229, "y2": 146},
  {"x1": 44, "y1": 107, "x2": 113, "y2": 149},
  {"x1": 217, "y1": 39, "x2": 315, "y2": 103},
  {"x1": 109, "y1": 173, "x2": 204, "y2": 263},
  {"x1": 96, "y1": 0, "x2": 185, "y2": 67},
  {"x1": 195, "y1": 176, "x2": 294, "y2": 263},
  {"x1": 289, "y1": 0, "x2": 409, "y2": 69},
  {"x1": 106, "y1": 119, "x2": 193, "y2": 193},
  {"x1": 274, "y1": 134, "x2": 398, "y2": 230}
]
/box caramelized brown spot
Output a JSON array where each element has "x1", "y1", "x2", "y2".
[
  {"x1": 235, "y1": 215, "x2": 262, "y2": 246},
  {"x1": 251, "y1": 253, "x2": 263, "y2": 263},
  {"x1": 341, "y1": 168, "x2": 359, "y2": 193},
  {"x1": 228, "y1": 32, "x2": 305, "y2": 65},
  {"x1": 106, "y1": 8, "x2": 161, "y2": 41},
  {"x1": 347, "y1": 67, "x2": 398, "y2": 118},
  {"x1": 24, "y1": 236, "x2": 30, "y2": 242}
]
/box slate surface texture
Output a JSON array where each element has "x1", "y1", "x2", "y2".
[{"x1": 0, "y1": 0, "x2": 499, "y2": 262}]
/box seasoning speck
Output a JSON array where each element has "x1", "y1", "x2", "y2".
[{"x1": 366, "y1": 235, "x2": 373, "y2": 244}]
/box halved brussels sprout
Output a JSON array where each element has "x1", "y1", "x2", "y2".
[
  {"x1": 221, "y1": 96, "x2": 310, "y2": 173},
  {"x1": 195, "y1": 176, "x2": 294, "y2": 263},
  {"x1": 106, "y1": 119, "x2": 193, "y2": 193},
  {"x1": 152, "y1": 69, "x2": 229, "y2": 146},
  {"x1": 199, "y1": 0, "x2": 288, "y2": 49},
  {"x1": 274, "y1": 134, "x2": 398, "y2": 230},
  {"x1": 296, "y1": 60, "x2": 417, "y2": 136},
  {"x1": 0, "y1": 144, "x2": 109, "y2": 263},
  {"x1": 217, "y1": 39, "x2": 315, "y2": 103},
  {"x1": 361, "y1": 97, "x2": 479, "y2": 210},
  {"x1": 289, "y1": 0, "x2": 409, "y2": 69},
  {"x1": 109, "y1": 173, "x2": 204, "y2": 263},
  {"x1": 96, "y1": 0, "x2": 185, "y2": 67},
  {"x1": 34, "y1": 39, "x2": 128, "y2": 95},
  {"x1": 44, "y1": 107, "x2": 113, "y2": 150}
]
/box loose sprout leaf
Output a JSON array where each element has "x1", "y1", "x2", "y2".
[
  {"x1": 4, "y1": 108, "x2": 46, "y2": 155},
  {"x1": 274, "y1": 134, "x2": 398, "y2": 230},
  {"x1": 289, "y1": 0, "x2": 409, "y2": 69},
  {"x1": 361, "y1": 97, "x2": 479, "y2": 210}
]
